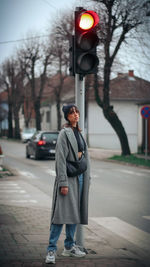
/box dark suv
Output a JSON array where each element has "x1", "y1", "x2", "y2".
[{"x1": 26, "y1": 131, "x2": 59, "y2": 160}]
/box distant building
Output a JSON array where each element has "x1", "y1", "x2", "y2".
[{"x1": 87, "y1": 70, "x2": 150, "y2": 153}]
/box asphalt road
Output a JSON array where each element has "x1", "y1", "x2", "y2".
[{"x1": 1, "y1": 139, "x2": 150, "y2": 234}]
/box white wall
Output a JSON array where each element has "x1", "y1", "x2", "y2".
[
  {"x1": 40, "y1": 104, "x2": 63, "y2": 131},
  {"x1": 51, "y1": 105, "x2": 58, "y2": 130},
  {"x1": 40, "y1": 106, "x2": 51, "y2": 131},
  {"x1": 19, "y1": 108, "x2": 24, "y2": 130},
  {"x1": 40, "y1": 100, "x2": 140, "y2": 153},
  {"x1": 88, "y1": 101, "x2": 138, "y2": 153}
]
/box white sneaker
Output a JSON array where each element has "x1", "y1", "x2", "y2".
[
  {"x1": 45, "y1": 251, "x2": 56, "y2": 264},
  {"x1": 62, "y1": 245, "x2": 86, "y2": 257}
]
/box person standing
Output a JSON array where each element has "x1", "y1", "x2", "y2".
[{"x1": 45, "y1": 104, "x2": 91, "y2": 264}]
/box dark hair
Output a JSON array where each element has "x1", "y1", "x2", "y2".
[
  {"x1": 62, "y1": 104, "x2": 81, "y2": 131},
  {"x1": 63, "y1": 121, "x2": 81, "y2": 132}
]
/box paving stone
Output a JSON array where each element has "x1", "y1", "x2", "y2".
[{"x1": 0, "y1": 198, "x2": 148, "y2": 267}]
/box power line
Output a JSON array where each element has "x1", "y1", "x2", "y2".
[
  {"x1": 42, "y1": 0, "x2": 56, "y2": 9},
  {"x1": 0, "y1": 35, "x2": 50, "y2": 45}
]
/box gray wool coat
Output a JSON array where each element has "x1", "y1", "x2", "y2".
[{"x1": 50, "y1": 127, "x2": 91, "y2": 225}]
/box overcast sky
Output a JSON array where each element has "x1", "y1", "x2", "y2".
[
  {"x1": 0, "y1": 0, "x2": 150, "y2": 81},
  {"x1": 0, "y1": 0, "x2": 76, "y2": 62}
]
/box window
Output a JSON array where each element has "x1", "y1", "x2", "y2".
[
  {"x1": 46, "y1": 111, "x2": 50, "y2": 123},
  {"x1": 42, "y1": 132, "x2": 59, "y2": 142}
]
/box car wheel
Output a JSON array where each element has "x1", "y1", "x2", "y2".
[
  {"x1": 34, "y1": 149, "x2": 40, "y2": 160},
  {"x1": 26, "y1": 148, "x2": 30, "y2": 159}
]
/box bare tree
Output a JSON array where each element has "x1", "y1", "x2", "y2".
[
  {"x1": 17, "y1": 35, "x2": 52, "y2": 130},
  {"x1": 13, "y1": 70, "x2": 25, "y2": 139},
  {"x1": 0, "y1": 58, "x2": 25, "y2": 139},
  {"x1": 48, "y1": 12, "x2": 74, "y2": 130},
  {"x1": 0, "y1": 62, "x2": 13, "y2": 138},
  {"x1": 23, "y1": 82, "x2": 33, "y2": 128},
  {"x1": 92, "y1": 0, "x2": 150, "y2": 155},
  {"x1": 0, "y1": 105, "x2": 8, "y2": 136}
]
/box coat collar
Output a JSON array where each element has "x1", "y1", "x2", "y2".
[{"x1": 64, "y1": 127, "x2": 78, "y2": 160}]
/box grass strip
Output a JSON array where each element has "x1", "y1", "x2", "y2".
[{"x1": 109, "y1": 154, "x2": 150, "y2": 168}]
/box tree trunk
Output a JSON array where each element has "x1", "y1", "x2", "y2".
[
  {"x1": 34, "y1": 99, "x2": 41, "y2": 130},
  {"x1": 103, "y1": 62, "x2": 131, "y2": 155},
  {"x1": 25, "y1": 120, "x2": 29, "y2": 128},
  {"x1": 103, "y1": 106, "x2": 131, "y2": 155},
  {"x1": 8, "y1": 102, "x2": 13, "y2": 138},
  {"x1": 24, "y1": 99, "x2": 31, "y2": 128},
  {"x1": 94, "y1": 71, "x2": 131, "y2": 155},
  {"x1": 56, "y1": 98, "x2": 62, "y2": 131},
  {"x1": 14, "y1": 110, "x2": 21, "y2": 139}
]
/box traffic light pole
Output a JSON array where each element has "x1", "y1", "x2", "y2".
[
  {"x1": 75, "y1": 74, "x2": 85, "y2": 135},
  {"x1": 73, "y1": 6, "x2": 99, "y2": 251},
  {"x1": 75, "y1": 73, "x2": 85, "y2": 250}
]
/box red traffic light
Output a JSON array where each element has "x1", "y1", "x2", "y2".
[
  {"x1": 74, "y1": 8, "x2": 100, "y2": 75},
  {"x1": 79, "y1": 10, "x2": 99, "y2": 31}
]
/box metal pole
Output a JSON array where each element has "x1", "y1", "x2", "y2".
[
  {"x1": 145, "y1": 119, "x2": 148, "y2": 160},
  {"x1": 75, "y1": 73, "x2": 85, "y2": 249},
  {"x1": 75, "y1": 74, "x2": 85, "y2": 134}
]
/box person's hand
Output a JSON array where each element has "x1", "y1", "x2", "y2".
[{"x1": 60, "y1": 186, "x2": 68, "y2": 196}]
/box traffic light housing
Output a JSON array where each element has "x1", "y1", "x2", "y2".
[{"x1": 74, "y1": 9, "x2": 99, "y2": 75}]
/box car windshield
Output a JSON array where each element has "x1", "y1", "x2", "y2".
[
  {"x1": 42, "y1": 133, "x2": 58, "y2": 142},
  {"x1": 23, "y1": 128, "x2": 36, "y2": 133}
]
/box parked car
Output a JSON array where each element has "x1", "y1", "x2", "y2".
[
  {"x1": 21, "y1": 128, "x2": 36, "y2": 143},
  {"x1": 26, "y1": 131, "x2": 59, "y2": 160}
]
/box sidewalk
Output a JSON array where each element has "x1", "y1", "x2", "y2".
[
  {"x1": 88, "y1": 147, "x2": 121, "y2": 160},
  {"x1": 0, "y1": 174, "x2": 149, "y2": 267},
  {"x1": 89, "y1": 147, "x2": 150, "y2": 163},
  {"x1": 0, "y1": 202, "x2": 146, "y2": 267}
]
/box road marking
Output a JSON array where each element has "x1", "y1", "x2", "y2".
[
  {"x1": 10, "y1": 199, "x2": 38, "y2": 204},
  {"x1": 46, "y1": 169, "x2": 56, "y2": 176},
  {"x1": 0, "y1": 179, "x2": 50, "y2": 207},
  {"x1": 29, "y1": 200, "x2": 38, "y2": 203},
  {"x1": 91, "y1": 174, "x2": 98, "y2": 178},
  {"x1": 18, "y1": 171, "x2": 37, "y2": 179},
  {"x1": 0, "y1": 180, "x2": 36, "y2": 204},
  {"x1": 0, "y1": 186, "x2": 21, "y2": 189},
  {"x1": 143, "y1": 216, "x2": 150, "y2": 220},
  {"x1": 91, "y1": 217, "x2": 150, "y2": 252},
  {"x1": 0, "y1": 195, "x2": 30, "y2": 200},
  {"x1": 91, "y1": 172, "x2": 103, "y2": 178},
  {"x1": 0, "y1": 189, "x2": 26, "y2": 193},
  {"x1": 0, "y1": 183, "x2": 19, "y2": 186},
  {"x1": 116, "y1": 169, "x2": 148, "y2": 177}
]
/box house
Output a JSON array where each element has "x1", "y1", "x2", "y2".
[
  {"x1": 19, "y1": 76, "x2": 59, "y2": 130},
  {"x1": 40, "y1": 70, "x2": 150, "y2": 153},
  {"x1": 40, "y1": 74, "x2": 75, "y2": 131},
  {"x1": 87, "y1": 70, "x2": 150, "y2": 153}
]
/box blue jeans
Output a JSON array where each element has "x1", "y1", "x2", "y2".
[{"x1": 47, "y1": 174, "x2": 84, "y2": 252}]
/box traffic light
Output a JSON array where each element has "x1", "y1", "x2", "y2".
[{"x1": 74, "y1": 9, "x2": 99, "y2": 75}]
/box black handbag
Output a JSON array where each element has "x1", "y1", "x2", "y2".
[{"x1": 66, "y1": 154, "x2": 87, "y2": 177}]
